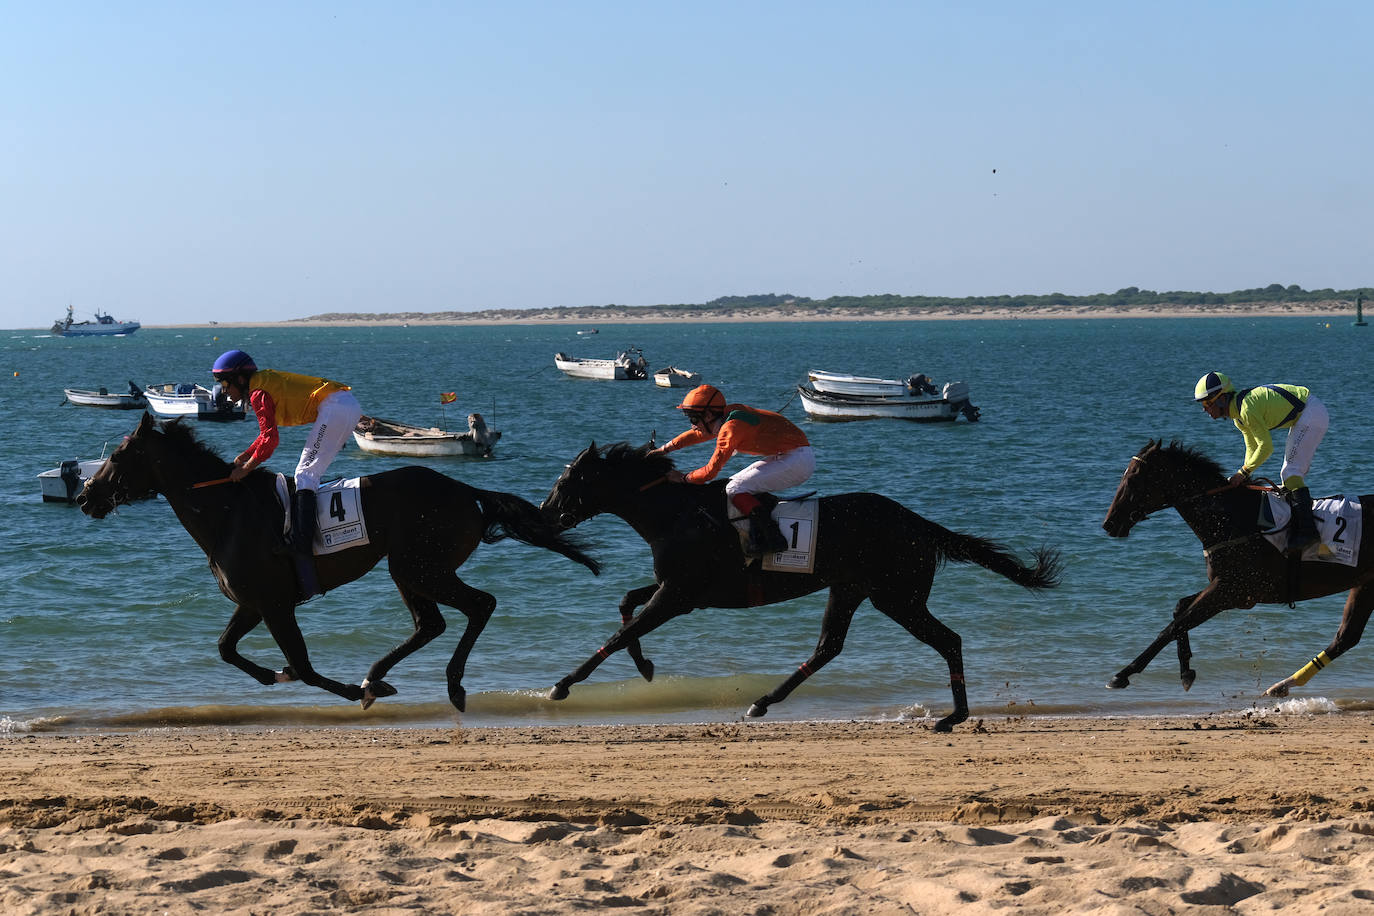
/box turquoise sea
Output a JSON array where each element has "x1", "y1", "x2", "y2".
[{"x1": 3, "y1": 315, "x2": 1372, "y2": 733}]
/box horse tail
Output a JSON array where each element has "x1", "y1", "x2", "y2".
[
  {"x1": 472, "y1": 488, "x2": 602, "y2": 575},
  {"x1": 928, "y1": 522, "x2": 1063, "y2": 590}
]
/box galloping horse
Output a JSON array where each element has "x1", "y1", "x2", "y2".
[
  {"x1": 540, "y1": 442, "x2": 1063, "y2": 731},
  {"x1": 78, "y1": 413, "x2": 600, "y2": 709},
  {"x1": 1102, "y1": 439, "x2": 1374, "y2": 696}
]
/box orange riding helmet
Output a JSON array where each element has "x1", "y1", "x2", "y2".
[{"x1": 676, "y1": 384, "x2": 727, "y2": 427}]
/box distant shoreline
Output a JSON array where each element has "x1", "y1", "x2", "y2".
[{"x1": 138, "y1": 299, "x2": 1362, "y2": 329}]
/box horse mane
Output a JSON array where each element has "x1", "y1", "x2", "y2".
[
  {"x1": 156, "y1": 418, "x2": 234, "y2": 476},
  {"x1": 600, "y1": 441, "x2": 676, "y2": 476},
  {"x1": 1150, "y1": 439, "x2": 1227, "y2": 482}
]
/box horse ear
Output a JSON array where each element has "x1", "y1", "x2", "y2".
[
  {"x1": 573, "y1": 442, "x2": 596, "y2": 464},
  {"x1": 136, "y1": 411, "x2": 155, "y2": 435}
]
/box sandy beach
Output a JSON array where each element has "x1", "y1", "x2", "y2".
[{"x1": 3, "y1": 715, "x2": 1373, "y2": 913}]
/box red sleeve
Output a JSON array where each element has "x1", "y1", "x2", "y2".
[{"x1": 245, "y1": 388, "x2": 280, "y2": 463}]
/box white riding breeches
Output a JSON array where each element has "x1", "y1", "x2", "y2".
[
  {"x1": 724, "y1": 446, "x2": 816, "y2": 498},
  {"x1": 1280, "y1": 394, "x2": 1328, "y2": 486},
  {"x1": 294, "y1": 390, "x2": 363, "y2": 491}
]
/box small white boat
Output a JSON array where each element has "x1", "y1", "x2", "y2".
[
  {"x1": 576, "y1": 328, "x2": 599, "y2": 336},
  {"x1": 654, "y1": 366, "x2": 702, "y2": 388},
  {"x1": 353, "y1": 414, "x2": 501, "y2": 458},
  {"x1": 797, "y1": 381, "x2": 980, "y2": 422},
  {"x1": 144, "y1": 382, "x2": 246, "y2": 422},
  {"x1": 63, "y1": 381, "x2": 147, "y2": 409},
  {"x1": 807, "y1": 369, "x2": 939, "y2": 398},
  {"x1": 37, "y1": 457, "x2": 106, "y2": 503},
  {"x1": 554, "y1": 347, "x2": 649, "y2": 380},
  {"x1": 50, "y1": 304, "x2": 141, "y2": 337}
]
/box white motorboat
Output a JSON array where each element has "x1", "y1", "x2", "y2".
[
  {"x1": 653, "y1": 366, "x2": 702, "y2": 388},
  {"x1": 63, "y1": 381, "x2": 147, "y2": 409},
  {"x1": 807, "y1": 369, "x2": 939, "y2": 398},
  {"x1": 37, "y1": 457, "x2": 106, "y2": 503},
  {"x1": 50, "y1": 304, "x2": 141, "y2": 337},
  {"x1": 353, "y1": 414, "x2": 501, "y2": 458},
  {"x1": 797, "y1": 381, "x2": 980, "y2": 422},
  {"x1": 144, "y1": 382, "x2": 246, "y2": 422},
  {"x1": 554, "y1": 347, "x2": 649, "y2": 380}
]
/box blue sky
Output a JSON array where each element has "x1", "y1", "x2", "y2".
[{"x1": 4, "y1": 1, "x2": 1371, "y2": 327}]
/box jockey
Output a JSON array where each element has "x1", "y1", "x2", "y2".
[
  {"x1": 212, "y1": 349, "x2": 363, "y2": 597},
  {"x1": 1194, "y1": 371, "x2": 1329, "y2": 555},
  {"x1": 648, "y1": 384, "x2": 815, "y2": 557}
]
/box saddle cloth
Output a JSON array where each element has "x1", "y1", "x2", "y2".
[
  {"x1": 1258, "y1": 493, "x2": 1362, "y2": 566},
  {"x1": 275, "y1": 475, "x2": 371, "y2": 555},
  {"x1": 730, "y1": 498, "x2": 820, "y2": 573}
]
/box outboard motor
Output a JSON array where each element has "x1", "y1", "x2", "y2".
[{"x1": 59, "y1": 459, "x2": 83, "y2": 503}]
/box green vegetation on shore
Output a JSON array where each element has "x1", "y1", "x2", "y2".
[{"x1": 300, "y1": 283, "x2": 1369, "y2": 323}]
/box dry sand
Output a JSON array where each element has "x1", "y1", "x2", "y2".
[
  {"x1": 155, "y1": 298, "x2": 1362, "y2": 329},
  {"x1": 3, "y1": 715, "x2": 1373, "y2": 914}
]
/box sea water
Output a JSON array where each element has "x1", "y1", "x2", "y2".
[{"x1": 3, "y1": 316, "x2": 1372, "y2": 733}]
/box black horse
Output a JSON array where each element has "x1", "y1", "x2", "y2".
[
  {"x1": 78, "y1": 414, "x2": 600, "y2": 709},
  {"x1": 540, "y1": 442, "x2": 1063, "y2": 731},
  {"x1": 1102, "y1": 439, "x2": 1374, "y2": 697}
]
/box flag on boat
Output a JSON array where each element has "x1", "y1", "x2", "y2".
[{"x1": 439, "y1": 392, "x2": 457, "y2": 404}]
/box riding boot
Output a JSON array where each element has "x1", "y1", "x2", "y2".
[
  {"x1": 291, "y1": 488, "x2": 322, "y2": 600},
  {"x1": 744, "y1": 505, "x2": 788, "y2": 558},
  {"x1": 1285, "y1": 487, "x2": 1319, "y2": 556}
]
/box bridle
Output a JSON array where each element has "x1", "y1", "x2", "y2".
[{"x1": 1120, "y1": 453, "x2": 1275, "y2": 525}]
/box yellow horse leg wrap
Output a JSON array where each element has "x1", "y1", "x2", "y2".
[
  {"x1": 1283, "y1": 475, "x2": 1305, "y2": 491},
  {"x1": 1291, "y1": 650, "x2": 1333, "y2": 686}
]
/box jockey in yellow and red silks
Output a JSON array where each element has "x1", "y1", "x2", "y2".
[{"x1": 212, "y1": 349, "x2": 363, "y2": 598}]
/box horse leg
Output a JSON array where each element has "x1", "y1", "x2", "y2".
[
  {"x1": 619, "y1": 584, "x2": 659, "y2": 681},
  {"x1": 217, "y1": 605, "x2": 282, "y2": 686},
  {"x1": 1107, "y1": 582, "x2": 1234, "y2": 689},
  {"x1": 746, "y1": 584, "x2": 865, "y2": 720},
  {"x1": 1266, "y1": 584, "x2": 1374, "y2": 697},
  {"x1": 386, "y1": 570, "x2": 496, "y2": 713},
  {"x1": 260, "y1": 605, "x2": 365, "y2": 703},
  {"x1": 354, "y1": 585, "x2": 450, "y2": 710},
  {"x1": 1171, "y1": 594, "x2": 1199, "y2": 690},
  {"x1": 549, "y1": 584, "x2": 690, "y2": 701},
  {"x1": 865, "y1": 586, "x2": 969, "y2": 732}
]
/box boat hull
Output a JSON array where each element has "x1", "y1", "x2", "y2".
[
  {"x1": 37, "y1": 458, "x2": 105, "y2": 503},
  {"x1": 352, "y1": 417, "x2": 500, "y2": 457},
  {"x1": 653, "y1": 367, "x2": 702, "y2": 388},
  {"x1": 63, "y1": 388, "x2": 146, "y2": 409},
  {"x1": 797, "y1": 385, "x2": 978, "y2": 422},
  {"x1": 53, "y1": 323, "x2": 141, "y2": 337},
  {"x1": 554, "y1": 348, "x2": 649, "y2": 380},
  {"x1": 807, "y1": 369, "x2": 912, "y2": 398},
  {"x1": 144, "y1": 384, "x2": 246, "y2": 422}
]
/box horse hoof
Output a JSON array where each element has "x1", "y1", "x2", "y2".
[
  {"x1": 745, "y1": 703, "x2": 767, "y2": 718},
  {"x1": 448, "y1": 687, "x2": 467, "y2": 713},
  {"x1": 1264, "y1": 682, "x2": 1291, "y2": 698},
  {"x1": 1181, "y1": 670, "x2": 1197, "y2": 692},
  {"x1": 548, "y1": 684, "x2": 569, "y2": 701},
  {"x1": 635, "y1": 659, "x2": 655, "y2": 682},
  {"x1": 275, "y1": 667, "x2": 298, "y2": 683},
  {"x1": 1106, "y1": 675, "x2": 1129, "y2": 689}
]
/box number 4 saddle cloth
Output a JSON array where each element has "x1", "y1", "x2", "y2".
[
  {"x1": 1258, "y1": 493, "x2": 1362, "y2": 566},
  {"x1": 274, "y1": 475, "x2": 372, "y2": 555}
]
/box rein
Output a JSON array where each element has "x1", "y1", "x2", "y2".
[
  {"x1": 638, "y1": 475, "x2": 670, "y2": 492},
  {"x1": 193, "y1": 476, "x2": 234, "y2": 489}
]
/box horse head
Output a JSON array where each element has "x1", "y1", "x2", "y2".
[
  {"x1": 1102, "y1": 439, "x2": 1226, "y2": 537},
  {"x1": 77, "y1": 412, "x2": 163, "y2": 518},
  {"x1": 542, "y1": 441, "x2": 669, "y2": 530}
]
